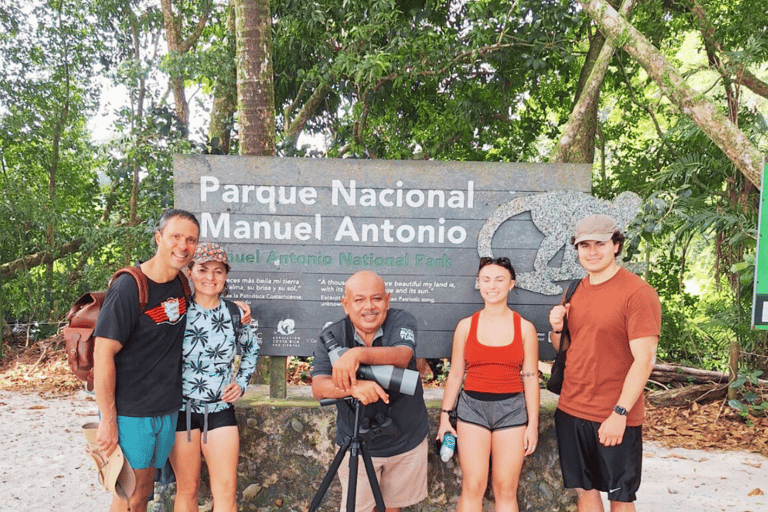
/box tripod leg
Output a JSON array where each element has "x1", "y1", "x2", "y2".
[
  {"x1": 359, "y1": 442, "x2": 386, "y2": 512},
  {"x1": 346, "y1": 442, "x2": 359, "y2": 512},
  {"x1": 309, "y1": 440, "x2": 351, "y2": 512}
]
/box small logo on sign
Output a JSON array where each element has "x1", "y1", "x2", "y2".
[{"x1": 277, "y1": 318, "x2": 296, "y2": 335}]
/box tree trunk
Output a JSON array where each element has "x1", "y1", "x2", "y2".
[
  {"x1": 129, "y1": 66, "x2": 145, "y2": 230},
  {"x1": 208, "y1": 2, "x2": 238, "y2": 155},
  {"x1": 160, "y1": 0, "x2": 213, "y2": 132},
  {"x1": 551, "y1": 0, "x2": 635, "y2": 164},
  {"x1": 576, "y1": 0, "x2": 764, "y2": 189},
  {"x1": 234, "y1": 0, "x2": 275, "y2": 156},
  {"x1": 650, "y1": 363, "x2": 730, "y2": 385},
  {"x1": 44, "y1": 2, "x2": 74, "y2": 318},
  {"x1": 647, "y1": 383, "x2": 728, "y2": 407},
  {"x1": 234, "y1": 0, "x2": 280, "y2": 397},
  {"x1": 728, "y1": 341, "x2": 740, "y2": 400}
]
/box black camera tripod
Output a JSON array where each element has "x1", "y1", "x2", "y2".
[{"x1": 308, "y1": 397, "x2": 386, "y2": 512}]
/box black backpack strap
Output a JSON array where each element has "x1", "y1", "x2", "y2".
[
  {"x1": 223, "y1": 299, "x2": 243, "y2": 354},
  {"x1": 559, "y1": 278, "x2": 581, "y2": 353},
  {"x1": 564, "y1": 278, "x2": 581, "y2": 303},
  {"x1": 343, "y1": 316, "x2": 357, "y2": 349}
]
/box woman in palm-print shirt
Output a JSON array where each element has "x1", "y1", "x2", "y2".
[{"x1": 169, "y1": 242, "x2": 259, "y2": 512}]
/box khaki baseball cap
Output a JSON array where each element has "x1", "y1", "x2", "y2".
[{"x1": 573, "y1": 214, "x2": 618, "y2": 244}]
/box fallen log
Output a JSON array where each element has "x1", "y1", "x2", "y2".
[
  {"x1": 647, "y1": 383, "x2": 728, "y2": 407},
  {"x1": 650, "y1": 364, "x2": 729, "y2": 385},
  {"x1": 651, "y1": 363, "x2": 768, "y2": 386}
]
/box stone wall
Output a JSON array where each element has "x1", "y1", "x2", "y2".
[{"x1": 152, "y1": 388, "x2": 575, "y2": 512}]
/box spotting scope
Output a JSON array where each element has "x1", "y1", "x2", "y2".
[{"x1": 320, "y1": 331, "x2": 420, "y2": 396}]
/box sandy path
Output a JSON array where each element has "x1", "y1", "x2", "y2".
[
  {"x1": 0, "y1": 389, "x2": 765, "y2": 512},
  {"x1": 0, "y1": 390, "x2": 111, "y2": 512},
  {"x1": 630, "y1": 444, "x2": 766, "y2": 511}
]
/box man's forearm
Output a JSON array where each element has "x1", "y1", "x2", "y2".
[
  {"x1": 93, "y1": 343, "x2": 118, "y2": 421},
  {"x1": 312, "y1": 375, "x2": 350, "y2": 400},
  {"x1": 616, "y1": 352, "x2": 655, "y2": 411},
  {"x1": 352, "y1": 345, "x2": 413, "y2": 368}
]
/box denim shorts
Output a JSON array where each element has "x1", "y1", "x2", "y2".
[
  {"x1": 456, "y1": 390, "x2": 528, "y2": 431},
  {"x1": 116, "y1": 413, "x2": 177, "y2": 470}
]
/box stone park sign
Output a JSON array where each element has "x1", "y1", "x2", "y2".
[{"x1": 174, "y1": 155, "x2": 641, "y2": 358}]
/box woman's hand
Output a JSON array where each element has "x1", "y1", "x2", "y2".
[
  {"x1": 221, "y1": 382, "x2": 244, "y2": 403},
  {"x1": 234, "y1": 301, "x2": 251, "y2": 324},
  {"x1": 523, "y1": 424, "x2": 538, "y2": 456},
  {"x1": 436, "y1": 414, "x2": 457, "y2": 441}
]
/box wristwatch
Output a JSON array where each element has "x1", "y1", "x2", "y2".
[{"x1": 613, "y1": 405, "x2": 628, "y2": 416}]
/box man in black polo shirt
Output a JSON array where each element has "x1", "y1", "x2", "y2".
[{"x1": 311, "y1": 270, "x2": 430, "y2": 512}]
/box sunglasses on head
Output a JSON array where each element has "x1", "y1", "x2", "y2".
[
  {"x1": 478, "y1": 257, "x2": 515, "y2": 278},
  {"x1": 479, "y1": 256, "x2": 510, "y2": 266}
]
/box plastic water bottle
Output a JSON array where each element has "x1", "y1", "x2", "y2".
[{"x1": 440, "y1": 433, "x2": 456, "y2": 462}]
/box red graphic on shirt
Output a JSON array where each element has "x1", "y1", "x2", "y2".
[{"x1": 144, "y1": 297, "x2": 187, "y2": 325}]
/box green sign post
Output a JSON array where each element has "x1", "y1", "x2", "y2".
[{"x1": 752, "y1": 157, "x2": 768, "y2": 329}]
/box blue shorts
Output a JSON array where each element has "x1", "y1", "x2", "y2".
[{"x1": 116, "y1": 413, "x2": 177, "y2": 470}]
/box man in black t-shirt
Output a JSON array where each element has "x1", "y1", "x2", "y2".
[
  {"x1": 311, "y1": 271, "x2": 430, "y2": 512},
  {"x1": 93, "y1": 209, "x2": 199, "y2": 512}
]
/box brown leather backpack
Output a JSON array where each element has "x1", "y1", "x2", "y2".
[{"x1": 63, "y1": 266, "x2": 190, "y2": 391}]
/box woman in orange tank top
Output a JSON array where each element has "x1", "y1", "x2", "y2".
[{"x1": 437, "y1": 257, "x2": 540, "y2": 512}]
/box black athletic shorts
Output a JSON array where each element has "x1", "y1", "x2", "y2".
[
  {"x1": 175, "y1": 406, "x2": 238, "y2": 433},
  {"x1": 554, "y1": 408, "x2": 642, "y2": 502}
]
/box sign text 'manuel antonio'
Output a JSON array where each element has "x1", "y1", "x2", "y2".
[{"x1": 199, "y1": 177, "x2": 475, "y2": 245}]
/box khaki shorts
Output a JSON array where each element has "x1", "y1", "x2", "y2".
[{"x1": 337, "y1": 437, "x2": 428, "y2": 512}]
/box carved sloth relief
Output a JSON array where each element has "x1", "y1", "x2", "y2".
[{"x1": 477, "y1": 190, "x2": 642, "y2": 295}]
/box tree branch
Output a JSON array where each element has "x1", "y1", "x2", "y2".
[
  {"x1": 286, "y1": 83, "x2": 331, "y2": 139},
  {"x1": 732, "y1": 66, "x2": 768, "y2": 100},
  {"x1": 577, "y1": 0, "x2": 764, "y2": 188},
  {"x1": 690, "y1": 0, "x2": 768, "y2": 102},
  {"x1": 550, "y1": 0, "x2": 635, "y2": 163},
  {"x1": 1, "y1": 239, "x2": 85, "y2": 280}
]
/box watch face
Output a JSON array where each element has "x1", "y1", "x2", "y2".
[{"x1": 614, "y1": 405, "x2": 628, "y2": 416}]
